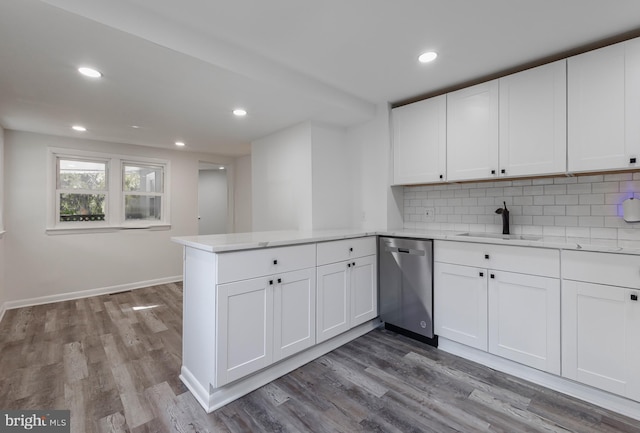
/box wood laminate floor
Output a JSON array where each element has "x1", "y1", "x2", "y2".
[{"x1": 1, "y1": 283, "x2": 639, "y2": 433}]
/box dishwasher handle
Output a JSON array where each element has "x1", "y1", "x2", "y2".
[{"x1": 385, "y1": 246, "x2": 426, "y2": 256}]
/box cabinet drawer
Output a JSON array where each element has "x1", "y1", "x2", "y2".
[
  {"x1": 434, "y1": 240, "x2": 559, "y2": 278},
  {"x1": 562, "y1": 250, "x2": 640, "y2": 289},
  {"x1": 317, "y1": 236, "x2": 376, "y2": 266},
  {"x1": 217, "y1": 244, "x2": 316, "y2": 283}
]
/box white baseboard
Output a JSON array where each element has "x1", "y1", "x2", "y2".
[
  {"x1": 1, "y1": 275, "x2": 183, "y2": 313},
  {"x1": 438, "y1": 337, "x2": 640, "y2": 422}
]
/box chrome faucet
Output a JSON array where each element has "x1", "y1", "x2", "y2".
[{"x1": 495, "y1": 201, "x2": 510, "y2": 235}]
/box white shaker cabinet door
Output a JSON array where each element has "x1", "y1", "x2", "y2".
[
  {"x1": 446, "y1": 80, "x2": 499, "y2": 182},
  {"x1": 350, "y1": 255, "x2": 378, "y2": 327},
  {"x1": 488, "y1": 271, "x2": 560, "y2": 374},
  {"x1": 562, "y1": 280, "x2": 633, "y2": 398},
  {"x1": 273, "y1": 268, "x2": 316, "y2": 362},
  {"x1": 216, "y1": 277, "x2": 274, "y2": 386},
  {"x1": 316, "y1": 261, "x2": 350, "y2": 343},
  {"x1": 499, "y1": 60, "x2": 567, "y2": 177},
  {"x1": 568, "y1": 38, "x2": 640, "y2": 172},
  {"x1": 392, "y1": 95, "x2": 447, "y2": 185},
  {"x1": 434, "y1": 262, "x2": 488, "y2": 350}
]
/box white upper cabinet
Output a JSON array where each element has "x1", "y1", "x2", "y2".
[
  {"x1": 392, "y1": 95, "x2": 446, "y2": 185},
  {"x1": 499, "y1": 60, "x2": 567, "y2": 177},
  {"x1": 568, "y1": 38, "x2": 640, "y2": 172},
  {"x1": 447, "y1": 80, "x2": 500, "y2": 181}
]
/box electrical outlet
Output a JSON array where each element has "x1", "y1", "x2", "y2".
[{"x1": 424, "y1": 207, "x2": 435, "y2": 222}]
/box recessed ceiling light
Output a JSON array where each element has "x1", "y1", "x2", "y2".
[
  {"x1": 72, "y1": 125, "x2": 87, "y2": 132},
  {"x1": 131, "y1": 125, "x2": 140, "y2": 129},
  {"x1": 418, "y1": 51, "x2": 438, "y2": 63},
  {"x1": 233, "y1": 108, "x2": 247, "y2": 117},
  {"x1": 175, "y1": 141, "x2": 185, "y2": 147},
  {"x1": 219, "y1": 166, "x2": 225, "y2": 170},
  {"x1": 78, "y1": 67, "x2": 102, "y2": 78}
]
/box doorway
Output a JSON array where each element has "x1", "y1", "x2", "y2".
[{"x1": 198, "y1": 162, "x2": 228, "y2": 235}]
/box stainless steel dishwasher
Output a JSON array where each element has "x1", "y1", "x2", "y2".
[{"x1": 379, "y1": 236, "x2": 437, "y2": 346}]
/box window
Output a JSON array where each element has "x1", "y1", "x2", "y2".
[
  {"x1": 48, "y1": 148, "x2": 170, "y2": 233},
  {"x1": 123, "y1": 163, "x2": 163, "y2": 221},
  {"x1": 57, "y1": 158, "x2": 108, "y2": 222}
]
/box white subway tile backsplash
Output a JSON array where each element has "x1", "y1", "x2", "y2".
[
  {"x1": 578, "y1": 175, "x2": 603, "y2": 183},
  {"x1": 544, "y1": 184, "x2": 567, "y2": 195},
  {"x1": 533, "y1": 216, "x2": 555, "y2": 226},
  {"x1": 555, "y1": 216, "x2": 578, "y2": 226},
  {"x1": 604, "y1": 173, "x2": 633, "y2": 181},
  {"x1": 553, "y1": 177, "x2": 578, "y2": 184},
  {"x1": 620, "y1": 180, "x2": 640, "y2": 192},
  {"x1": 512, "y1": 179, "x2": 532, "y2": 186},
  {"x1": 504, "y1": 187, "x2": 523, "y2": 196},
  {"x1": 532, "y1": 178, "x2": 555, "y2": 185},
  {"x1": 403, "y1": 173, "x2": 640, "y2": 240},
  {"x1": 591, "y1": 182, "x2": 620, "y2": 193},
  {"x1": 566, "y1": 227, "x2": 591, "y2": 237},
  {"x1": 556, "y1": 195, "x2": 579, "y2": 205},
  {"x1": 462, "y1": 198, "x2": 478, "y2": 206},
  {"x1": 523, "y1": 186, "x2": 544, "y2": 195},
  {"x1": 486, "y1": 187, "x2": 505, "y2": 197},
  {"x1": 534, "y1": 195, "x2": 555, "y2": 205},
  {"x1": 543, "y1": 226, "x2": 566, "y2": 237},
  {"x1": 513, "y1": 196, "x2": 534, "y2": 206},
  {"x1": 470, "y1": 188, "x2": 486, "y2": 197},
  {"x1": 605, "y1": 193, "x2": 630, "y2": 205},
  {"x1": 578, "y1": 194, "x2": 605, "y2": 205},
  {"x1": 591, "y1": 228, "x2": 618, "y2": 239},
  {"x1": 544, "y1": 205, "x2": 566, "y2": 216},
  {"x1": 590, "y1": 205, "x2": 618, "y2": 216},
  {"x1": 523, "y1": 205, "x2": 543, "y2": 215},
  {"x1": 567, "y1": 183, "x2": 591, "y2": 194},
  {"x1": 566, "y1": 205, "x2": 591, "y2": 216},
  {"x1": 578, "y1": 216, "x2": 604, "y2": 227}
]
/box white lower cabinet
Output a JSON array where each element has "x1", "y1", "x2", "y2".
[
  {"x1": 273, "y1": 268, "x2": 317, "y2": 362},
  {"x1": 488, "y1": 271, "x2": 560, "y2": 374},
  {"x1": 316, "y1": 261, "x2": 349, "y2": 342},
  {"x1": 434, "y1": 262, "x2": 488, "y2": 350},
  {"x1": 216, "y1": 268, "x2": 315, "y2": 387},
  {"x1": 562, "y1": 250, "x2": 640, "y2": 402},
  {"x1": 316, "y1": 254, "x2": 377, "y2": 343},
  {"x1": 350, "y1": 255, "x2": 378, "y2": 327},
  {"x1": 216, "y1": 277, "x2": 274, "y2": 386},
  {"x1": 434, "y1": 240, "x2": 560, "y2": 374}
]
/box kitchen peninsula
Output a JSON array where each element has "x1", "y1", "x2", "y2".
[{"x1": 172, "y1": 229, "x2": 380, "y2": 412}]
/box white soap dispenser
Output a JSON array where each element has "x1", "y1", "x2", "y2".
[{"x1": 623, "y1": 197, "x2": 640, "y2": 222}]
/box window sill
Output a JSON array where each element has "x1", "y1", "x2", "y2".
[{"x1": 46, "y1": 224, "x2": 171, "y2": 235}]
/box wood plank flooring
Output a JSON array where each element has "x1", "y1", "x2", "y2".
[{"x1": 1, "y1": 283, "x2": 639, "y2": 432}]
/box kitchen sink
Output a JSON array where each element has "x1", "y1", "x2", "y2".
[{"x1": 456, "y1": 232, "x2": 543, "y2": 241}]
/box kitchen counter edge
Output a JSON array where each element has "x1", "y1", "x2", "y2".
[{"x1": 172, "y1": 228, "x2": 640, "y2": 256}]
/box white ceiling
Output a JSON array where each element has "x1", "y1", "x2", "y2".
[{"x1": 1, "y1": 0, "x2": 640, "y2": 156}]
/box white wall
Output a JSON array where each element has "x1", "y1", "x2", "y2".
[
  {"x1": 252, "y1": 122, "x2": 356, "y2": 231},
  {"x1": 198, "y1": 169, "x2": 228, "y2": 235},
  {"x1": 251, "y1": 123, "x2": 312, "y2": 231},
  {"x1": 233, "y1": 155, "x2": 252, "y2": 232},
  {"x1": 3, "y1": 130, "x2": 235, "y2": 306},
  {"x1": 346, "y1": 103, "x2": 401, "y2": 230},
  {"x1": 311, "y1": 124, "x2": 351, "y2": 230}
]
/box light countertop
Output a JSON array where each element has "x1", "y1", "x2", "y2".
[{"x1": 172, "y1": 228, "x2": 640, "y2": 255}]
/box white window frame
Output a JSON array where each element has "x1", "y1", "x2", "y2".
[{"x1": 47, "y1": 147, "x2": 171, "y2": 234}]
